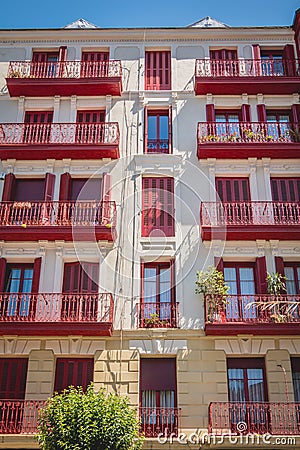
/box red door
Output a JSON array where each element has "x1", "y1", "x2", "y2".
[
  {"x1": 216, "y1": 178, "x2": 251, "y2": 224},
  {"x1": 210, "y1": 49, "x2": 238, "y2": 76},
  {"x1": 145, "y1": 51, "x2": 171, "y2": 90},
  {"x1": 24, "y1": 111, "x2": 53, "y2": 144},
  {"x1": 81, "y1": 52, "x2": 109, "y2": 77},
  {"x1": 62, "y1": 262, "x2": 99, "y2": 321},
  {"x1": 142, "y1": 177, "x2": 174, "y2": 237},
  {"x1": 54, "y1": 358, "x2": 93, "y2": 392},
  {"x1": 271, "y1": 178, "x2": 300, "y2": 223},
  {"x1": 76, "y1": 110, "x2": 105, "y2": 144}
]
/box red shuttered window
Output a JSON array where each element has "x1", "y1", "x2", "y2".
[
  {"x1": 0, "y1": 358, "x2": 28, "y2": 399},
  {"x1": 142, "y1": 177, "x2": 174, "y2": 237},
  {"x1": 81, "y1": 52, "x2": 109, "y2": 77},
  {"x1": 216, "y1": 177, "x2": 250, "y2": 202},
  {"x1": 54, "y1": 358, "x2": 94, "y2": 392},
  {"x1": 145, "y1": 51, "x2": 171, "y2": 90},
  {"x1": 271, "y1": 178, "x2": 300, "y2": 202}
]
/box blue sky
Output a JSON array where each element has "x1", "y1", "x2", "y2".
[{"x1": 0, "y1": 0, "x2": 299, "y2": 29}]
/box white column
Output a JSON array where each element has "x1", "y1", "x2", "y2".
[
  {"x1": 37, "y1": 244, "x2": 47, "y2": 291},
  {"x1": 16, "y1": 96, "x2": 25, "y2": 122},
  {"x1": 171, "y1": 93, "x2": 178, "y2": 154},
  {"x1": 70, "y1": 95, "x2": 77, "y2": 122},
  {"x1": 262, "y1": 158, "x2": 272, "y2": 201},
  {"x1": 53, "y1": 96, "x2": 60, "y2": 122},
  {"x1": 208, "y1": 159, "x2": 216, "y2": 201},
  {"x1": 249, "y1": 158, "x2": 258, "y2": 200},
  {"x1": 106, "y1": 95, "x2": 112, "y2": 121},
  {"x1": 53, "y1": 245, "x2": 64, "y2": 292}
]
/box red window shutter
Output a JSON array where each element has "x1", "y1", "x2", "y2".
[
  {"x1": 214, "y1": 257, "x2": 224, "y2": 273},
  {"x1": 144, "y1": 107, "x2": 148, "y2": 153},
  {"x1": 241, "y1": 104, "x2": 251, "y2": 123},
  {"x1": 275, "y1": 256, "x2": 285, "y2": 278},
  {"x1": 101, "y1": 173, "x2": 111, "y2": 203},
  {"x1": 145, "y1": 51, "x2": 171, "y2": 90},
  {"x1": 0, "y1": 258, "x2": 7, "y2": 292},
  {"x1": 292, "y1": 104, "x2": 300, "y2": 125},
  {"x1": 170, "y1": 259, "x2": 176, "y2": 303},
  {"x1": 44, "y1": 173, "x2": 56, "y2": 202},
  {"x1": 63, "y1": 262, "x2": 99, "y2": 293},
  {"x1": 206, "y1": 104, "x2": 215, "y2": 123},
  {"x1": 255, "y1": 256, "x2": 267, "y2": 294},
  {"x1": 59, "y1": 46, "x2": 67, "y2": 62},
  {"x1": 168, "y1": 105, "x2": 172, "y2": 153},
  {"x1": 0, "y1": 358, "x2": 28, "y2": 399},
  {"x1": 252, "y1": 45, "x2": 261, "y2": 60},
  {"x1": 63, "y1": 262, "x2": 81, "y2": 293},
  {"x1": 31, "y1": 257, "x2": 42, "y2": 293},
  {"x1": 140, "y1": 358, "x2": 176, "y2": 390},
  {"x1": 271, "y1": 178, "x2": 300, "y2": 202},
  {"x1": 216, "y1": 178, "x2": 250, "y2": 202},
  {"x1": 283, "y1": 44, "x2": 296, "y2": 76},
  {"x1": 59, "y1": 172, "x2": 71, "y2": 201},
  {"x1": 2, "y1": 173, "x2": 16, "y2": 201},
  {"x1": 54, "y1": 358, "x2": 94, "y2": 392},
  {"x1": 257, "y1": 104, "x2": 267, "y2": 122}
]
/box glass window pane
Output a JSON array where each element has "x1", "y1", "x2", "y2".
[
  {"x1": 144, "y1": 268, "x2": 157, "y2": 303},
  {"x1": 284, "y1": 267, "x2": 297, "y2": 295},
  {"x1": 224, "y1": 268, "x2": 238, "y2": 295},
  {"x1": 159, "y1": 115, "x2": 169, "y2": 140},
  {"x1": 148, "y1": 116, "x2": 157, "y2": 140},
  {"x1": 160, "y1": 268, "x2": 171, "y2": 303}
]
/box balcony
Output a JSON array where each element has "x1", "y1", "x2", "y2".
[
  {"x1": 195, "y1": 58, "x2": 299, "y2": 95},
  {"x1": 200, "y1": 202, "x2": 300, "y2": 240},
  {"x1": 6, "y1": 60, "x2": 122, "y2": 97},
  {"x1": 197, "y1": 122, "x2": 300, "y2": 159},
  {"x1": 138, "y1": 302, "x2": 179, "y2": 328},
  {"x1": 205, "y1": 294, "x2": 300, "y2": 335},
  {"x1": 0, "y1": 200, "x2": 116, "y2": 241},
  {"x1": 139, "y1": 407, "x2": 180, "y2": 438},
  {"x1": 0, "y1": 400, "x2": 44, "y2": 434},
  {"x1": 0, "y1": 122, "x2": 120, "y2": 160},
  {"x1": 0, "y1": 292, "x2": 114, "y2": 336},
  {"x1": 209, "y1": 402, "x2": 300, "y2": 436}
]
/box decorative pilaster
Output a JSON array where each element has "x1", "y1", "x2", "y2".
[{"x1": 16, "y1": 96, "x2": 25, "y2": 122}]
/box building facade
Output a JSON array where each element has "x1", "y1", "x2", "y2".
[{"x1": 0, "y1": 9, "x2": 300, "y2": 449}]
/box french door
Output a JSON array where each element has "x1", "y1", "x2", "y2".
[
  {"x1": 54, "y1": 358, "x2": 93, "y2": 392},
  {"x1": 215, "y1": 112, "x2": 241, "y2": 139},
  {"x1": 81, "y1": 52, "x2": 109, "y2": 77},
  {"x1": 227, "y1": 358, "x2": 268, "y2": 434},
  {"x1": 210, "y1": 49, "x2": 238, "y2": 76},
  {"x1": 32, "y1": 52, "x2": 59, "y2": 77},
  {"x1": 223, "y1": 264, "x2": 256, "y2": 321},
  {"x1": 271, "y1": 178, "x2": 300, "y2": 223},
  {"x1": 3, "y1": 264, "x2": 34, "y2": 317},
  {"x1": 62, "y1": 262, "x2": 99, "y2": 321},
  {"x1": 76, "y1": 110, "x2": 105, "y2": 143}
]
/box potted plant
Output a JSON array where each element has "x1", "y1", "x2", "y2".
[
  {"x1": 144, "y1": 313, "x2": 167, "y2": 328},
  {"x1": 195, "y1": 266, "x2": 230, "y2": 322},
  {"x1": 266, "y1": 272, "x2": 287, "y2": 322}
]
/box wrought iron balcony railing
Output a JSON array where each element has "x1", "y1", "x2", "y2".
[
  {"x1": 0, "y1": 201, "x2": 116, "y2": 227},
  {"x1": 138, "y1": 302, "x2": 179, "y2": 328},
  {"x1": 205, "y1": 294, "x2": 300, "y2": 325},
  {"x1": 195, "y1": 58, "x2": 298, "y2": 78},
  {"x1": 7, "y1": 60, "x2": 122, "y2": 79},
  {"x1": 200, "y1": 202, "x2": 300, "y2": 227},
  {"x1": 0, "y1": 400, "x2": 44, "y2": 434},
  {"x1": 197, "y1": 122, "x2": 299, "y2": 144},
  {"x1": 0, "y1": 122, "x2": 119, "y2": 146},
  {"x1": 0, "y1": 292, "x2": 114, "y2": 323},
  {"x1": 140, "y1": 407, "x2": 180, "y2": 437},
  {"x1": 209, "y1": 402, "x2": 300, "y2": 435}
]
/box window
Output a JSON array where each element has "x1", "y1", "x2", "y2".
[
  {"x1": 145, "y1": 51, "x2": 171, "y2": 90},
  {"x1": 271, "y1": 178, "x2": 300, "y2": 224},
  {"x1": 223, "y1": 263, "x2": 256, "y2": 320},
  {"x1": 260, "y1": 50, "x2": 284, "y2": 76},
  {"x1": 24, "y1": 111, "x2": 53, "y2": 144},
  {"x1": 140, "y1": 358, "x2": 178, "y2": 437},
  {"x1": 266, "y1": 111, "x2": 291, "y2": 140},
  {"x1": 141, "y1": 261, "x2": 176, "y2": 327},
  {"x1": 142, "y1": 177, "x2": 174, "y2": 237},
  {"x1": 32, "y1": 52, "x2": 59, "y2": 77},
  {"x1": 216, "y1": 178, "x2": 250, "y2": 202},
  {"x1": 81, "y1": 52, "x2": 109, "y2": 77},
  {"x1": 145, "y1": 109, "x2": 171, "y2": 153},
  {"x1": 284, "y1": 263, "x2": 300, "y2": 295},
  {"x1": 227, "y1": 358, "x2": 268, "y2": 433},
  {"x1": 291, "y1": 358, "x2": 300, "y2": 402},
  {"x1": 215, "y1": 111, "x2": 241, "y2": 138},
  {"x1": 210, "y1": 49, "x2": 238, "y2": 76},
  {"x1": 54, "y1": 358, "x2": 93, "y2": 392},
  {"x1": 62, "y1": 262, "x2": 99, "y2": 320},
  {"x1": 3, "y1": 264, "x2": 34, "y2": 317}
]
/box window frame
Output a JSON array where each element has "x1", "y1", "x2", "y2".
[
  {"x1": 145, "y1": 50, "x2": 171, "y2": 90},
  {"x1": 144, "y1": 108, "x2": 172, "y2": 154}
]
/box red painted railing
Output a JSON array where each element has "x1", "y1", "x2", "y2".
[
  {"x1": 205, "y1": 294, "x2": 300, "y2": 324},
  {"x1": 0, "y1": 400, "x2": 44, "y2": 434},
  {"x1": 138, "y1": 302, "x2": 179, "y2": 328},
  {"x1": 195, "y1": 58, "x2": 298, "y2": 78},
  {"x1": 200, "y1": 202, "x2": 300, "y2": 226},
  {"x1": 0, "y1": 201, "x2": 116, "y2": 227},
  {"x1": 0, "y1": 123, "x2": 119, "y2": 145},
  {"x1": 209, "y1": 402, "x2": 300, "y2": 435},
  {"x1": 0, "y1": 292, "x2": 114, "y2": 323},
  {"x1": 197, "y1": 122, "x2": 298, "y2": 144},
  {"x1": 140, "y1": 407, "x2": 180, "y2": 437},
  {"x1": 146, "y1": 139, "x2": 170, "y2": 154},
  {"x1": 7, "y1": 60, "x2": 122, "y2": 79}
]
